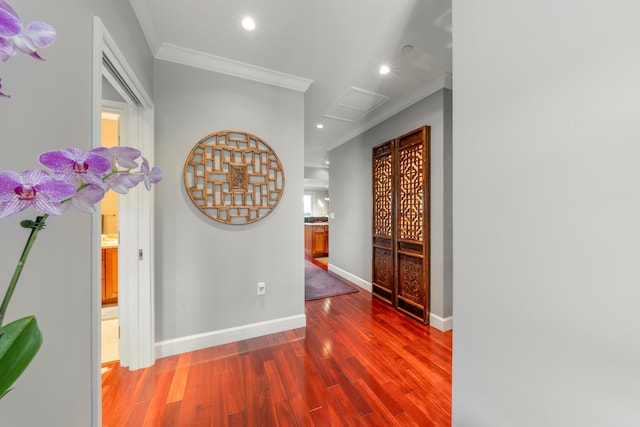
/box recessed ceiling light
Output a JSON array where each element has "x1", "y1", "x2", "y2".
[
  {"x1": 242, "y1": 17, "x2": 256, "y2": 31},
  {"x1": 379, "y1": 65, "x2": 390, "y2": 75},
  {"x1": 316, "y1": 124, "x2": 324, "y2": 129},
  {"x1": 325, "y1": 161, "x2": 330, "y2": 165}
]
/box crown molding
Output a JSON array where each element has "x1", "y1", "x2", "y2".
[
  {"x1": 156, "y1": 43, "x2": 313, "y2": 93},
  {"x1": 324, "y1": 71, "x2": 452, "y2": 152},
  {"x1": 129, "y1": 0, "x2": 313, "y2": 92}
]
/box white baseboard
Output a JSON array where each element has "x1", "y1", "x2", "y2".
[
  {"x1": 327, "y1": 264, "x2": 372, "y2": 292},
  {"x1": 318, "y1": 264, "x2": 452, "y2": 332},
  {"x1": 154, "y1": 314, "x2": 306, "y2": 359},
  {"x1": 429, "y1": 313, "x2": 453, "y2": 332}
]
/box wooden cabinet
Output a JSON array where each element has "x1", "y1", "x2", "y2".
[
  {"x1": 312, "y1": 225, "x2": 328, "y2": 257},
  {"x1": 305, "y1": 224, "x2": 329, "y2": 258},
  {"x1": 304, "y1": 226, "x2": 313, "y2": 258},
  {"x1": 102, "y1": 247, "x2": 118, "y2": 305},
  {"x1": 372, "y1": 126, "x2": 430, "y2": 324}
]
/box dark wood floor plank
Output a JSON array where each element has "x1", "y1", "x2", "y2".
[
  {"x1": 227, "y1": 410, "x2": 246, "y2": 427},
  {"x1": 325, "y1": 356, "x2": 373, "y2": 417},
  {"x1": 140, "y1": 361, "x2": 175, "y2": 426},
  {"x1": 264, "y1": 358, "x2": 288, "y2": 403},
  {"x1": 166, "y1": 352, "x2": 192, "y2": 404},
  {"x1": 273, "y1": 400, "x2": 299, "y2": 427},
  {"x1": 327, "y1": 384, "x2": 367, "y2": 426},
  {"x1": 376, "y1": 381, "x2": 433, "y2": 426},
  {"x1": 344, "y1": 358, "x2": 404, "y2": 416},
  {"x1": 159, "y1": 401, "x2": 181, "y2": 427},
  {"x1": 126, "y1": 401, "x2": 150, "y2": 427},
  {"x1": 309, "y1": 406, "x2": 332, "y2": 427},
  {"x1": 405, "y1": 389, "x2": 450, "y2": 427},
  {"x1": 174, "y1": 354, "x2": 202, "y2": 427},
  {"x1": 288, "y1": 394, "x2": 316, "y2": 426},
  {"x1": 223, "y1": 355, "x2": 247, "y2": 415},
  {"x1": 103, "y1": 290, "x2": 452, "y2": 426},
  {"x1": 193, "y1": 402, "x2": 214, "y2": 427},
  {"x1": 103, "y1": 368, "x2": 136, "y2": 426},
  {"x1": 351, "y1": 379, "x2": 402, "y2": 427}
]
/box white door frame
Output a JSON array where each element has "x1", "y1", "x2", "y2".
[
  {"x1": 91, "y1": 16, "x2": 156, "y2": 427},
  {"x1": 100, "y1": 100, "x2": 133, "y2": 369}
]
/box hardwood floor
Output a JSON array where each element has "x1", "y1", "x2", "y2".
[
  {"x1": 306, "y1": 256, "x2": 329, "y2": 270},
  {"x1": 102, "y1": 290, "x2": 452, "y2": 426}
]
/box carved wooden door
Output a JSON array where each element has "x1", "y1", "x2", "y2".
[
  {"x1": 372, "y1": 140, "x2": 395, "y2": 305},
  {"x1": 372, "y1": 126, "x2": 430, "y2": 324}
]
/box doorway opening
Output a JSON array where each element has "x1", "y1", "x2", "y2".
[
  {"x1": 100, "y1": 111, "x2": 120, "y2": 367},
  {"x1": 303, "y1": 190, "x2": 330, "y2": 270}
]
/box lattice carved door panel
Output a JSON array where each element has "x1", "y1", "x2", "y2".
[
  {"x1": 372, "y1": 141, "x2": 395, "y2": 304},
  {"x1": 372, "y1": 126, "x2": 430, "y2": 324}
]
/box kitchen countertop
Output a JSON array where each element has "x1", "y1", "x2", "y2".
[{"x1": 304, "y1": 222, "x2": 328, "y2": 226}]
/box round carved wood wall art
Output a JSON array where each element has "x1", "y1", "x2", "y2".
[{"x1": 184, "y1": 130, "x2": 285, "y2": 225}]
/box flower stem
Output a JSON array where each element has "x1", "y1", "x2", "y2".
[{"x1": 0, "y1": 215, "x2": 48, "y2": 327}]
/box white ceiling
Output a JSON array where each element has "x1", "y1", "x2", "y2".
[{"x1": 130, "y1": 0, "x2": 452, "y2": 168}]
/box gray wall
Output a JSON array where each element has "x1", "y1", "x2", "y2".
[
  {"x1": 329, "y1": 89, "x2": 452, "y2": 321},
  {"x1": 153, "y1": 60, "x2": 304, "y2": 343},
  {"x1": 304, "y1": 166, "x2": 329, "y2": 183},
  {"x1": 304, "y1": 166, "x2": 329, "y2": 190},
  {"x1": 0, "y1": 0, "x2": 152, "y2": 425},
  {"x1": 452, "y1": 1, "x2": 640, "y2": 425}
]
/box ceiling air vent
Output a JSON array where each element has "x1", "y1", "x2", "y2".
[{"x1": 323, "y1": 87, "x2": 389, "y2": 123}]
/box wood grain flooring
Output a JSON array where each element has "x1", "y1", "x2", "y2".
[{"x1": 102, "y1": 290, "x2": 452, "y2": 426}]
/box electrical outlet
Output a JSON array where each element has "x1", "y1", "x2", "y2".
[{"x1": 257, "y1": 282, "x2": 266, "y2": 295}]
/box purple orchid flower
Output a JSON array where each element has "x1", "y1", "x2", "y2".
[
  {"x1": 103, "y1": 171, "x2": 144, "y2": 194},
  {"x1": 139, "y1": 157, "x2": 162, "y2": 190},
  {"x1": 11, "y1": 21, "x2": 56, "y2": 60},
  {"x1": 39, "y1": 148, "x2": 111, "y2": 186},
  {"x1": 0, "y1": 0, "x2": 55, "y2": 62},
  {"x1": 91, "y1": 146, "x2": 141, "y2": 169},
  {"x1": 0, "y1": 1, "x2": 21, "y2": 38},
  {"x1": 0, "y1": 78, "x2": 8, "y2": 98},
  {"x1": 0, "y1": 0, "x2": 20, "y2": 62},
  {"x1": 65, "y1": 184, "x2": 105, "y2": 214},
  {"x1": 0, "y1": 169, "x2": 76, "y2": 217}
]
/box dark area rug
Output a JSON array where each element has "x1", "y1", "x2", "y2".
[{"x1": 305, "y1": 259, "x2": 359, "y2": 301}]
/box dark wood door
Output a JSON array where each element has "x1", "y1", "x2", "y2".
[
  {"x1": 372, "y1": 126, "x2": 430, "y2": 323},
  {"x1": 395, "y1": 127, "x2": 430, "y2": 322},
  {"x1": 372, "y1": 141, "x2": 395, "y2": 305}
]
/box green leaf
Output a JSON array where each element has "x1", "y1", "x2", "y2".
[{"x1": 0, "y1": 316, "x2": 43, "y2": 398}]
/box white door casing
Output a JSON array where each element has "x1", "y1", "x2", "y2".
[{"x1": 92, "y1": 16, "x2": 156, "y2": 427}]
